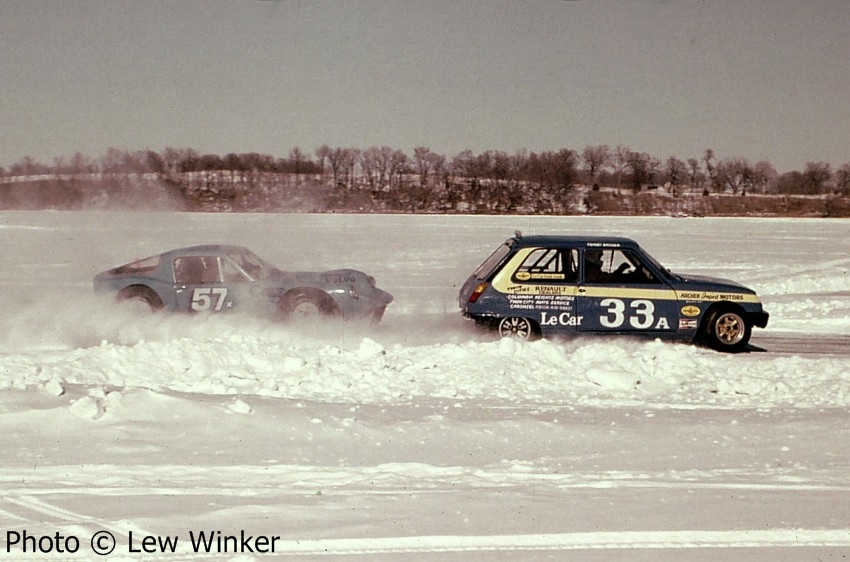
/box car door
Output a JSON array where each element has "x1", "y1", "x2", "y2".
[
  {"x1": 576, "y1": 247, "x2": 679, "y2": 334},
  {"x1": 494, "y1": 246, "x2": 582, "y2": 334},
  {"x1": 172, "y1": 255, "x2": 244, "y2": 313}
]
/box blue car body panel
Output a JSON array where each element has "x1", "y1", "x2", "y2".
[
  {"x1": 94, "y1": 244, "x2": 393, "y2": 321},
  {"x1": 459, "y1": 234, "x2": 769, "y2": 342}
]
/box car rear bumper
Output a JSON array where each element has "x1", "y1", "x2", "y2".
[{"x1": 750, "y1": 310, "x2": 769, "y2": 329}]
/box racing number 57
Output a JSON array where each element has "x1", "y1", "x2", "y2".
[{"x1": 191, "y1": 287, "x2": 229, "y2": 312}]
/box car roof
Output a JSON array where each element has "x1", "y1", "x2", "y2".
[
  {"x1": 510, "y1": 234, "x2": 640, "y2": 249},
  {"x1": 161, "y1": 244, "x2": 251, "y2": 258}
]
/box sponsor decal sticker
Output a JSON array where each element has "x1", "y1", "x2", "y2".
[
  {"x1": 679, "y1": 291, "x2": 745, "y2": 302},
  {"x1": 528, "y1": 273, "x2": 565, "y2": 280},
  {"x1": 678, "y1": 318, "x2": 698, "y2": 330},
  {"x1": 515, "y1": 271, "x2": 531, "y2": 281},
  {"x1": 681, "y1": 305, "x2": 701, "y2": 317},
  {"x1": 508, "y1": 294, "x2": 575, "y2": 311},
  {"x1": 540, "y1": 312, "x2": 583, "y2": 326}
]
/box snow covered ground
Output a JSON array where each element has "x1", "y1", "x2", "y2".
[{"x1": 1, "y1": 211, "x2": 849, "y2": 560}]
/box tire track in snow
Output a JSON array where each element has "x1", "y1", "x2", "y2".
[
  {"x1": 2, "y1": 494, "x2": 154, "y2": 541},
  {"x1": 264, "y1": 529, "x2": 850, "y2": 555}
]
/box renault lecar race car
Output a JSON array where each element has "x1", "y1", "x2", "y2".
[
  {"x1": 459, "y1": 232, "x2": 769, "y2": 352},
  {"x1": 94, "y1": 245, "x2": 393, "y2": 322}
]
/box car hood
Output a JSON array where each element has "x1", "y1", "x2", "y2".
[{"x1": 671, "y1": 273, "x2": 756, "y2": 294}]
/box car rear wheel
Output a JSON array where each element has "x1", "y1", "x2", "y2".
[
  {"x1": 497, "y1": 317, "x2": 539, "y2": 341},
  {"x1": 702, "y1": 306, "x2": 751, "y2": 352},
  {"x1": 117, "y1": 286, "x2": 164, "y2": 312}
]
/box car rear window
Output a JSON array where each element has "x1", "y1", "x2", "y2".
[
  {"x1": 110, "y1": 255, "x2": 160, "y2": 274},
  {"x1": 473, "y1": 242, "x2": 513, "y2": 280}
]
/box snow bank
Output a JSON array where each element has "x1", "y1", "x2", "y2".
[{"x1": 3, "y1": 333, "x2": 849, "y2": 409}]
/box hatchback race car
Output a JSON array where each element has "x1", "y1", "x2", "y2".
[
  {"x1": 459, "y1": 232, "x2": 769, "y2": 352},
  {"x1": 94, "y1": 245, "x2": 393, "y2": 322}
]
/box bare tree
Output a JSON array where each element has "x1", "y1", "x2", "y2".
[
  {"x1": 717, "y1": 157, "x2": 754, "y2": 195},
  {"x1": 702, "y1": 149, "x2": 721, "y2": 192},
  {"x1": 835, "y1": 162, "x2": 850, "y2": 195},
  {"x1": 626, "y1": 151, "x2": 652, "y2": 192},
  {"x1": 315, "y1": 145, "x2": 331, "y2": 174},
  {"x1": 342, "y1": 148, "x2": 360, "y2": 188},
  {"x1": 289, "y1": 147, "x2": 306, "y2": 174},
  {"x1": 686, "y1": 158, "x2": 702, "y2": 193},
  {"x1": 752, "y1": 160, "x2": 778, "y2": 193},
  {"x1": 386, "y1": 149, "x2": 409, "y2": 188},
  {"x1": 413, "y1": 146, "x2": 444, "y2": 187},
  {"x1": 613, "y1": 145, "x2": 631, "y2": 191},
  {"x1": 581, "y1": 145, "x2": 610, "y2": 186},
  {"x1": 360, "y1": 147, "x2": 380, "y2": 189},
  {"x1": 803, "y1": 161, "x2": 832, "y2": 194},
  {"x1": 326, "y1": 147, "x2": 349, "y2": 187},
  {"x1": 665, "y1": 156, "x2": 688, "y2": 194}
]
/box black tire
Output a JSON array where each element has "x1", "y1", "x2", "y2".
[
  {"x1": 701, "y1": 305, "x2": 751, "y2": 352},
  {"x1": 117, "y1": 285, "x2": 164, "y2": 312},
  {"x1": 497, "y1": 316, "x2": 540, "y2": 341}
]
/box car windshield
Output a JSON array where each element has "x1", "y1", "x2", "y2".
[
  {"x1": 639, "y1": 246, "x2": 677, "y2": 280},
  {"x1": 473, "y1": 242, "x2": 513, "y2": 280},
  {"x1": 225, "y1": 249, "x2": 279, "y2": 280}
]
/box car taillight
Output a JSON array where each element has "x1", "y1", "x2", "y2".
[{"x1": 468, "y1": 282, "x2": 489, "y2": 303}]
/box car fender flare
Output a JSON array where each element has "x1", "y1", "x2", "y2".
[
  {"x1": 279, "y1": 287, "x2": 339, "y2": 316},
  {"x1": 116, "y1": 284, "x2": 164, "y2": 310}
]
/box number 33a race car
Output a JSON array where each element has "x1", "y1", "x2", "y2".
[
  {"x1": 94, "y1": 245, "x2": 393, "y2": 323},
  {"x1": 459, "y1": 232, "x2": 769, "y2": 352}
]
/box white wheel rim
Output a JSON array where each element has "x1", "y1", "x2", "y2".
[
  {"x1": 292, "y1": 300, "x2": 322, "y2": 318},
  {"x1": 499, "y1": 317, "x2": 532, "y2": 340}
]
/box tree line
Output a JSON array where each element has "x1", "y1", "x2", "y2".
[{"x1": 2, "y1": 144, "x2": 849, "y2": 197}]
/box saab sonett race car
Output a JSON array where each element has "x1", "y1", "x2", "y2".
[
  {"x1": 459, "y1": 232, "x2": 769, "y2": 352},
  {"x1": 94, "y1": 245, "x2": 393, "y2": 322}
]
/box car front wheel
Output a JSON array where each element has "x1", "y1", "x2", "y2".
[
  {"x1": 702, "y1": 306, "x2": 751, "y2": 352},
  {"x1": 280, "y1": 291, "x2": 336, "y2": 322},
  {"x1": 497, "y1": 317, "x2": 539, "y2": 341}
]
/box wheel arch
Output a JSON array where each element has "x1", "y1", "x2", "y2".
[
  {"x1": 116, "y1": 284, "x2": 164, "y2": 310},
  {"x1": 280, "y1": 286, "x2": 339, "y2": 315},
  {"x1": 697, "y1": 300, "x2": 746, "y2": 335}
]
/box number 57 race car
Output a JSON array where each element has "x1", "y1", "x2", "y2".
[
  {"x1": 94, "y1": 245, "x2": 393, "y2": 323},
  {"x1": 459, "y1": 232, "x2": 769, "y2": 352}
]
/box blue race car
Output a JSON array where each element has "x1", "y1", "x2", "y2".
[
  {"x1": 459, "y1": 232, "x2": 769, "y2": 352},
  {"x1": 94, "y1": 245, "x2": 393, "y2": 322}
]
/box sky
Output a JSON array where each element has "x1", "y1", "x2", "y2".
[{"x1": 1, "y1": 0, "x2": 848, "y2": 174}]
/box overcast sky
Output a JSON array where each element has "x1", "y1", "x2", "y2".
[{"x1": 1, "y1": 0, "x2": 848, "y2": 173}]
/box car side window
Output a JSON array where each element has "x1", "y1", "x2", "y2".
[
  {"x1": 584, "y1": 249, "x2": 660, "y2": 284},
  {"x1": 221, "y1": 258, "x2": 249, "y2": 283},
  {"x1": 174, "y1": 256, "x2": 220, "y2": 284},
  {"x1": 512, "y1": 248, "x2": 578, "y2": 283}
]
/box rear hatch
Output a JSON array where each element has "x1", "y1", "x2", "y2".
[{"x1": 458, "y1": 240, "x2": 515, "y2": 307}]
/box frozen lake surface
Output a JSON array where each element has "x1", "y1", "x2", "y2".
[{"x1": 1, "y1": 211, "x2": 849, "y2": 559}]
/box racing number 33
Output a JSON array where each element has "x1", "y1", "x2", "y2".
[
  {"x1": 191, "y1": 287, "x2": 229, "y2": 312},
  {"x1": 599, "y1": 298, "x2": 655, "y2": 329}
]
